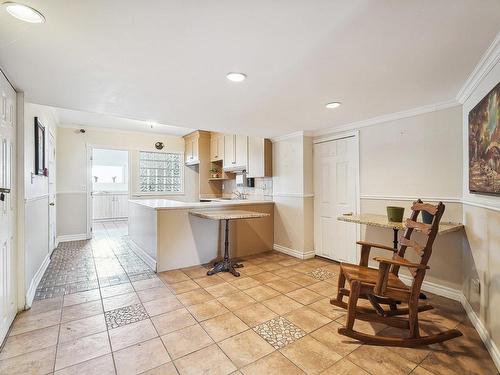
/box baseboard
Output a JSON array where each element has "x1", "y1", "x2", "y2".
[
  {"x1": 126, "y1": 238, "x2": 157, "y2": 271},
  {"x1": 25, "y1": 253, "x2": 50, "y2": 308},
  {"x1": 56, "y1": 234, "x2": 89, "y2": 243},
  {"x1": 273, "y1": 244, "x2": 315, "y2": 260},
  {"x1": 399, "y1": 274, "x2": 463, "y2": 301},
  {"x1": 460, "y1": 295, "x2": 500, "y2": 371}
]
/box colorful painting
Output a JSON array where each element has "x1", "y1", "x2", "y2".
[{"x1": 468, "y1": 81, "x2": 500, "y2": 194}]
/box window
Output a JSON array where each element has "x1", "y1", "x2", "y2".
[{"x1": 139, "y1": 151, "x2": 183, "y2": 193}]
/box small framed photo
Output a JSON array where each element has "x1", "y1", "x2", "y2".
[{"x1": 34, "y1": 117, "x2": 45, "y2": 175}]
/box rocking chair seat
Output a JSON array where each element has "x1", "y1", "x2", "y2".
[{"x1": 341, "y1": 263, "x2": 409, "y2": 291}]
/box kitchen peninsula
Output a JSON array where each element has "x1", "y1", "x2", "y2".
[{"x1": 128, "y1": 199, "x2": 274, "y2": 272}]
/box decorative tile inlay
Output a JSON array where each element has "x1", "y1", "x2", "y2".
[
  {"x1": 253, "y1": 317, "x2": 306, "y2": 349},
  {"x1": 105, "y1": 303, "x2": 149, "y2": 329},
  {"x1": 306, "y1": 268, "x2": 334, "y2": 281}
]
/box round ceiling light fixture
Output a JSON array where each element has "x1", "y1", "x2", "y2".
[
  {"x1": 3, "y1": 2, "x2": 45, "y2": 23},
  {"x1": 325, "y1": 102, "x2": 341, "y2": 109},
  {"x1": 226, "y1": 72, "x2": 247, "y2": 82}
]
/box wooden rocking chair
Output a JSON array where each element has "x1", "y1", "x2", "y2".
[{"x1": 331, "y1": 200, "x2": 462, "y2": 347}]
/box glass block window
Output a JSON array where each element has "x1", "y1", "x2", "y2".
[{"x1": 139, "y1": 151, "x2": 183, "y2": 193}]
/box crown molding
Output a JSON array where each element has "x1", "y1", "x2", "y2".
[
  {"x1": 313, "y1": 99, "x2": 460, "y2": 137},
  {"x1": 456, "y1": 32, "x2": 500, "y2": 104},
  {"x1": 271, "y1": 130, "x2": 314, "y2": 143},
  {"x1": 57, "y1": 122, "x2": 183, "y2": 137}
]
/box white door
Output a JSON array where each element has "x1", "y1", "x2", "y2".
[
  {"x1": 314, "y1": 136, "x2": 358, "y2": 263},
  {"x1": 48, "y1": 134, "x2": 56, "y2": 253},
  {"x1": 0, "y1": 73, "x2": 17, "y2": 342}
]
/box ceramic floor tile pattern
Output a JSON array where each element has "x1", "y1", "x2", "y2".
[{"x1": 0, "y1": 220, "x2": 497, "y2": 374}]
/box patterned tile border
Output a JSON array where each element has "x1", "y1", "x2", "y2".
[
  {"x1": 104, "y1": 303, "x2": 149, "y2": 329},
  {"x1": 306, "y1": 267, "x2": 334, "y2": 281},
  {"x1": 253, "y1": 317, "x2": 306, "y2": 349}
]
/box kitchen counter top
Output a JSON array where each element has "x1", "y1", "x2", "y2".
[
  {"x1": 189, "y1": 209, "x2": 270, "y2": 220},
  {"x1": 129, "y1": 198, "x2": 274, "y2": 210}
]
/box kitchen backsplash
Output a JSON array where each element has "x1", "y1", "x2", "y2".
[{"x1": 222, "y1": 177, "x2": 273, "y2": 200}]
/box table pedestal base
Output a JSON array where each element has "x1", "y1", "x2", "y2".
[{"x1": 207, "y1": 219, "x2": 243, "y2": 277}]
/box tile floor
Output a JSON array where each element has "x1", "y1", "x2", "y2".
[{"x1": 0, "y1": 221, "x2": 498, "y2": 374}]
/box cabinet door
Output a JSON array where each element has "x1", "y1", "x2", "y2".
[
  {"x1": 192, "y1": 137, "x2": 199, "y2": 162},
  {"x1": 223, "y1": 134, "x2": 235, "y2": 168},
  {"x1": 247, "y1": 137, "x2": 264, "y2": 177},
  {"x1": 235, "y1": 135, "x2": 248, "y2": 168},
  {"x1": 114, "y1": 194, "x2": 128, "y2": 218},
  {"x1": 185, "y1": 139, "x2": 193, "y2": 163},
  {"x1": 210, "y1": 137, "x2": 218, "y2": 161},
  {"x1": 217, "y1": 135, "x2": 225, "y2": 161}
]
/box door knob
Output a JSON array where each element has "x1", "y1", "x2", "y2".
[{"x1": 49, "y1": 202, "x2": 55, "y2": 206}]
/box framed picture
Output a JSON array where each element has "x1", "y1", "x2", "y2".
[
  {"x1": 34, "y1": 117, "x2": 45, "y2": 175},
  {"x1": 468, "y1": 81, "x2": 500, "y2": 195}
]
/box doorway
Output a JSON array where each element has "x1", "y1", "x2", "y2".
[
  {"x1": 313, "y1": 133, "x2": 359, "y2": 263},
  {"x1": 48, "y1": 133, "x2": 56, "y2": 253},
  {"x1": 90, "y1": 148, "x2": 129, "y2": 235}
]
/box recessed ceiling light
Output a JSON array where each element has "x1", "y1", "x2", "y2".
[
  {"x1": 226, "y1": 72, "x2": 247, "y2": 82},
  {"x1": 3, "y1": 2, "x2": 45, "y2": 23},
  {"x1": 325, "y1": 102, "x2": 341, "y2": 109}
]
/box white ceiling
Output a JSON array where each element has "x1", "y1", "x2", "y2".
[{"x1": 1, "y1": 1, "x2": 499, "y2": 138}]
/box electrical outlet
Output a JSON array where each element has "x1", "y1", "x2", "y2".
[{"x1": 472, "y1": 278, "x2": 481, "y2": 295}]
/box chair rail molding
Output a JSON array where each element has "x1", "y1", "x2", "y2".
[{"x1": 360, "y1": 194, "x2": 462, "y2": 203}]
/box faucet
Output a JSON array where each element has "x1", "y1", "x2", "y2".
[{"x1": 232, "y1": 190, "x2": 246, "y2": 200}]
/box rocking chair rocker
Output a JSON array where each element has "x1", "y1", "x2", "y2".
[{"x1": 331, "y1": 199, "x2": 462, "y2": 347}]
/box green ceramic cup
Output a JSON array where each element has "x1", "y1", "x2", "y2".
[{"x1": 387, "y1": 206, "x2": 405, "y2": 222}]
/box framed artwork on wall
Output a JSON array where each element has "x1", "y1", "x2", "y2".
[
  {"x1": 34, "y1": 117, "x2": 45, "y2": 175},
  {"x1": 468, "y1": 81, "x2": 500, "y2": 195}
]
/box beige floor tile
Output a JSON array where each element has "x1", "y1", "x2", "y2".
[
  {"x1": 59, "y1": 314, "x2": 107, "y2": 344},
  {"x1": 168, "y1": 280, "x2": 200, "y2": 294},
  {"x1": 61, "y1": 299, "x2": 103, "y2": 323},
  {"x1": 161, "y1": 324, "x2": 213, "y2": 359},
  {"x1": 409, "y1": 367, "x2": 435, "y2": 375},
  {"x1": 307, "y1": 298, "x2": 345, "y2": 320},
  {"x1": 0, "y1": 325, "x2": 59, "y2": 360},
  {"x1": 29, "y1": 296, "x2": 63, "y2": 314},
  {"x1": 177, "y1": 289, "x2": 214, "y2": 306},
  {"x1": 100, "y1": 283, "x2": 134, "y2": 299},
  {"x1": 187, "y1": 299, "x2": 229, "y2": 321},
  {"x1": 347, "y1": 345, "x2": 417, "y2": 375},
  {"x1": 219, "y1": 329, "x2": 275, "y2": 368},
  {"x1": 286, "y1": 288, "x2": 323, "y2": 304},
  {"x1": 194, "y1": 276, "x2": 225, "y2": 288},
  {"x1": 158, "y1": 270, "x2": 190, "y2": 284},
  {"x1": 280, "y1": 336, "x2": 342, "y2": 374},
  {"x1": 55, "y1": 331, "x2": 111, "y2": 370},
  {"x1": 251, "y1": 272, "x2": 281, "y2": 283},
  {"x1": 233, "y1": 303, "x2": 277, "y2": 327},
  {"x1": 54, "y1": 353, "x2": 115, "y2": 375},
  {"x1": 174, "y1": 344, "x2": 236, "y2": 375},
  {"x1": 380, "y1": 326, "x2": 431, "y2": 364},
  {"x1": 63, "y1": 289, "x2": 101, "y2": 307},
  {"x1": 218, "y1": 291, "x2": 256, "y2": 311},
  {"x1": 310, "y1": 321, "x2": 361, "y2": 356},
  {"x1": 321, "y1": 358, "x2": 369, "y2": 374},
  {"x1": 259, "y1": 263, "x2": 283, "y2": 272},
  {"x1": 278, "y1": 259, "x2": 302, "y2": 267},
  {"x1": 290, "y1": 263, "x2": 317, "y2": 274},
  {"x1": 137, "y1": 286, "x2": 174, "y2": 303},
  {"x1": 241, "y1": 351, "x2": 304, "y2": 375},
  {"x1": 262, "y1": 295, "x2": 303, "y2": 315},
  {"x1": 307, "y1": 282, "x2": 336, "y2": 297},
  {"x1": 102, "y1": 292, "x2": 140, "y2": 311},
  {"x1": 151, "y1": 307, "x2": 197, "y2": 335},
  {"x1": 243, "y1": 285, "x2": 280, "y2": 302},
  {"x1": 141, "y1": 362, "x2": 179, "y2": 375},
  {"x1": 273, "y1": 268, "x2": 303, "y2": 279},
  {"x1": 266, "y1": 279, "x2": 302, "y2": 294},
  {"x1": 0, "y1": 345, "x2": 56, "y2": 375},
  {"x1": 114, "y1": 337, "x2": 171, "y2": 375},
  {"x1": 201, "y1": 312, "x2": 249, "y2": 342},
  {"x1": 217, "y1": 272, "x2": 241, "y2": 282},
  {"x1": 287, "y1": 274, "x2": 318, "y2": 286},
  {"x1": 205, "y1": 282, "x2": 239, "y2": 298},
  {"x1": 182, "y1": 266, "x2": 209, "y2": 279},
  {"x1": 230, "y1": 277, "x2": 261, "y2": 290},
  {"x1": 335, "y1": 315, "x2": 386, "y2": 335},
  {"x1": 238, "y1": 265, "x2": 265, "y2": 276},
  {"x1": 109, "y1": 318, "x2": 158, "y2": 351},
  {"x1": 10, "y1": 308, "x2": 61, "y2": 336},
  {"x1": 143, "y1": 295, "x2": 184, "y2": 316},
  {"x1": 132, "y1": 277, "x2": 165, "y2": 291},
  {"x1": 284, "y1": 307, "x2": 331, "y2": 333}
]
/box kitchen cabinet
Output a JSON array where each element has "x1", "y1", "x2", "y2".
[
  {"x1": 184, "y1": 134, "x2": 199, "y2": 165},
  {"x1": 247, "y1": 137, "x2": 272, "y2": 177},
  {"x1": 93, "y1": 192, "x2": 128, "y2": 221},
  {"x1": 223, "y1": 134, "x2": 247, "y2": 170},
  {"x1": 210, "y1": 133, "x2": 224, "y2": 162}
]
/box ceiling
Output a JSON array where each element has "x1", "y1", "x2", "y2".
[{"x1": 1, "y1": 1, "x2": 499, "y2": 138}]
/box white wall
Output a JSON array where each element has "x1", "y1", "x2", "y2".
[{"x1": 56, "y1": 126, "x2": 196, "y2": 237}]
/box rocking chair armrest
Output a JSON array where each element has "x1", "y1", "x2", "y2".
[
  {"x1": 357, "y1": 241, "x2": 396, "y2": 267},
  {"x1": 373, "y1": 256, "x2": 429, "y2": 270}
]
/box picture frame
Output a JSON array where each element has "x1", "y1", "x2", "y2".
[{"x1": 34, "y1": 117, "x2": 45, "y2": 175}]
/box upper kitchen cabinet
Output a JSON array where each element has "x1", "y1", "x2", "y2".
[
  {"x1": 247, "y1": 137, "x2": 272, "y2": 177},
  {"x1": 184, "y1": 130, "x2": 210, "y2": 165},
  {"x1": 223, "y1": 134, "x2": 247, "y2": 171},
  {"x1": 210, "y1": 133, "x2": 224, "y2": 162}
]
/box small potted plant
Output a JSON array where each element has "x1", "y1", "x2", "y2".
[{"x1": 209, "y1": 168, "x2": 220, "y2": 178}]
